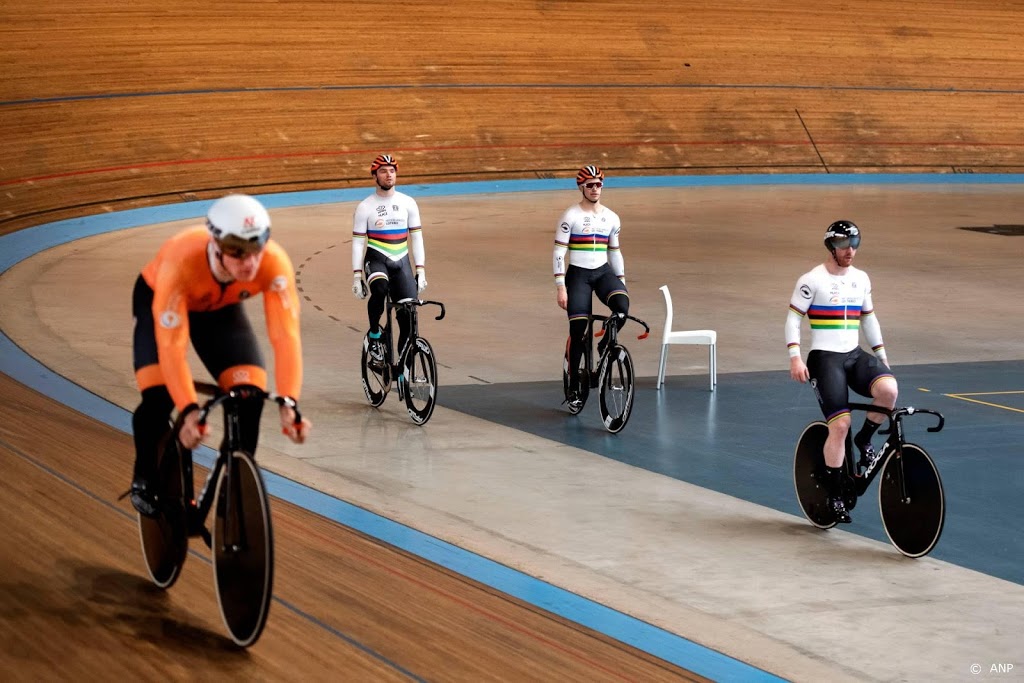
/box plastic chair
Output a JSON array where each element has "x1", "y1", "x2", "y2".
[{"x1": 657, "y1": 285, "x2": 717, "y2": 391}]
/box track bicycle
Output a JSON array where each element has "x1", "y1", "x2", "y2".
[
  {"x1": 562, "y1": 312, "x2": 650, "y2": 433},
  {"x1": 135, "y1": 382, "x2": 301, "y2": 647},
  {"x1": 360, "y1": 298, "x2": 445, "y2": 425},
  {"x1": 793, "y1": 401, "x2": 945, "y2": 557}
]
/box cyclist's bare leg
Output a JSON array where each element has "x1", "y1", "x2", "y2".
[{"x1": 824, "y1": 414, "x2": 851, "y2": 468}]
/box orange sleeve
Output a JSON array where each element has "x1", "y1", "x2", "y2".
[
  {"x1": 261, "y1": 245, "x2": 303, "y2": 400},
  {"x1": 151, "y1": 262, "x2": 199, "y2": 412}
]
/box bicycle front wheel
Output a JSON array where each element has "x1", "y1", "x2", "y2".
[
  {"x1": 878, "y1": 444, "x2": 945, "y2": 558},
  {"x1": 360, "y1": 333, "x2": 391, "y2": 407},
  {"x1": 137, "y1": 438, "x2": 189, "y2": 588},
  {"x1": 793, "y1": 421, "x2": 838, "y2": 529},
  {"x1": 402, "y1": 338, "x2": 438, "y2": 425},
  {"x1": 212, "y1": 450, "x2": 274, "y2": 647},
  {"x1": 597, "y1": 344, "x2": 635, "y2": 433}
]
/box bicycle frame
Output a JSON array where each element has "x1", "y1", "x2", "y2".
[
  {"x1": 582, "y1": 312, "x2": 650, "y2": 387},
  {"x1": 175, "y1": 383, "x2": 301, "y2": 544},
  {"x1": 845, "y1": 402, "x2": 944, "y2": 496},
  {"x1": 380, "y1": 298, "x2": 446, "y2": 373}
]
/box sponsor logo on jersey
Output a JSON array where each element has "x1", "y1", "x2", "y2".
[
  {"x1": 799, "y1": 284, "x2": 812, "y2": 299},
  {"x1": 232, "y1": 368, "x2": 251, "y2": 383},
  {"x1": 159, "y1": 311, "x2": 181, "y2": 329},
  {"x1": 270, "y1": 275, "x2": 289, "y2": 292}
]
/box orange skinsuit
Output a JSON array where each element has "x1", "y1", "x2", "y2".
[{"x1": 136, "y1": 226, "x2": 302, "y2": 411}]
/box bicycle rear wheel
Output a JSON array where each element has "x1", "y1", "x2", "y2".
[
  {"x1": 212, "y1": 450, "x2": 274, "y2": 647},
  {"x1": 597, "y1": 344, "x2": 635, "y2": 433},
  {"x1": 137, "y1": 438, "x2": 189, "y2": 588},
  {"x1": 402, "y1": 338, "x2": 438, "y2": 425},
  {"x1": 562, "y1": 337, "x2": 589, "y2": 414},
  {"x1": 793, "y1": 421, "x2": 838, "y2": 529},
  {"x1": 878, "y1": 444, "x2": 945, "y2": 558},
  {"x1": 360, "y1": 333, "x2": 391, "y2": 407}
]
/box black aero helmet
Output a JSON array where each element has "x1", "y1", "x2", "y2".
[{"x1": 823, "y1": 220, "x2": 861, "y2": 251}]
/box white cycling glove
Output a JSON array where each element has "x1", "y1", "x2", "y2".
[
  {"x1": 352, "y1": 273, "x2": 368, "y2": 300},
  {"x1": 416, "y1": 270, "x2": 428, "y2": 292}
]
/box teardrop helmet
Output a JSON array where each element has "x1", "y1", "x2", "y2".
[{"x1": 823, "y1": 220, "x2": 861, "y2": 251}]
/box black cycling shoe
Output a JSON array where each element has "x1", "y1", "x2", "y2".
[
  {"x1": 829, "y1": 497, "x2": 852, "y2": 524},
  {"x1": 855, "y1": 441, "x2": 880, "y2": 474},
  {"x1": 565, "y1": 390, "x2": 584, "y2": 412},
  {"x1": 129, "y1": 478, "x2": 158, "y2": 518}
]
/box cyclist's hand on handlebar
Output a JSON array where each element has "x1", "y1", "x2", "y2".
[
  {"x1": 178, "y1": 409, "x2": 208, "y2": 450},
  {"x1": 279, "y1": 404, "x2": 311, "y2": 444},
  {"x1": 416, "y1": 270, "x2": 428, "y2": 292},
  {"x1": 556, "y1": 285, "x2": 567, "y2": 311},
  {"x1": 790, "y1": 357, "x2": 810, "y2": 383},
  {"x1": 352, "y1": 273, "x2": 368, "y2": 300}
]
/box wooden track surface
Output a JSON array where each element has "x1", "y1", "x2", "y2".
[
  {"x1": 0, "y1": 372, "x2": 700, "y2": 680},
  {"x1": 2, "y1": 2, "x2": 1024, "y2": 679},
  {"x1": 3, "y1": 1, "x2": 1024, "y2": 232}
]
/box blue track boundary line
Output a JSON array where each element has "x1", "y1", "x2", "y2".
[{"x1": 3, "y1": 172, "x2": 1022, "y2": 680}]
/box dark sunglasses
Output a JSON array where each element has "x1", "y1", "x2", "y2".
[{"x1": 583, "y1": 181, "x2": 603, "y2": 189}]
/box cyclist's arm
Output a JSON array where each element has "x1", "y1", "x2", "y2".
[
  {"x1": 407, "y1": 199, "x2": 425, "y2": 272},
  {"x1": 859, "y1": 284, "x2": 888, "y2": 365},
  {"x1": 151, "y1": 268, "x2": 199, "y2": 412},
  {"x1": 785, "y1": 276, "x2": 813, "y2": 360},
  {"x1": 262, "y1": 249, "x2": 303, "y2": 400},
  {"x1": 608, "y1": 225, "x2": 624, "y2": 281},
  {"x1": 352, "y1": 202, "x2": 370, "y2": 277},
  {"x1": 553, "y1": 216, "x2": 570, "y2": 287}
]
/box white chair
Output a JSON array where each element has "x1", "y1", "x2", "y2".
[{"x1": 657, "y1": 285, "x2": 717, "y2": 391}]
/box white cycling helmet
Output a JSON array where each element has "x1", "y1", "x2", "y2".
[{"x1": 207, "y1": 194, "x2": 271, "y2": 255}]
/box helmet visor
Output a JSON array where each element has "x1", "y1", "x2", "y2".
[
  {"x1": 216, "y1": 231, "x2": 269, "y2": 257},
  {"x1": 827, "y1": 234, "x2": 861, "y2": 250}
]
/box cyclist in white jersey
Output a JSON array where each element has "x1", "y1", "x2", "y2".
[
  {"x1": 553, "y1": 165, "x2": 628, "y2": 411},
  {"x1": 785, "y1": 220, "x2": 898, "y2": 523},
  {"x1": 352, "y1": 154, "x2": 427, "y2": 363}
]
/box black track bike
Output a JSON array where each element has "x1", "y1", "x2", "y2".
[
  {"x1": 793, "y1": 402, "x2": 945, "y2": 558},
  {"x1": 360, "y1": 298, "x2": 445, "y2": 425},
  {"x1": 135, "y1": 382, "x2": 301, "y2": 647},
  {"x1": 562, "y1": 312, "x2": 649, "y2": 433}
]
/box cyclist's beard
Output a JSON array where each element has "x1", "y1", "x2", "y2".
[
  {"x1": 581, "y1": 193, "x2": 599, "y2": 205},
  {"x1": 376, "y1": 178, "x2": 395, "y2": 191},
  {"x1": 831, "y1": 250, "x2": 854, "y2": 268}
]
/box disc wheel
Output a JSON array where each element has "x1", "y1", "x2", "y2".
[
  {"x1": 212, "y1": 451, "x2": 274, "y2": 647},
  {"x1": 878, "y1": 444, "x2": 945, "y2": 558},
  {"x1": 360, "y1": 333, "x2": 391, "y2": 407},
  {"x1": 793, "y1": 421, "x2": 838, "y2": 529},
  {"x1": 137, "y1": 439, "x2": 189, "y2": 588}
]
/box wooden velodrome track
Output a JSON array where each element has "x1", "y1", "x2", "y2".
[{"x1": 2, "y1": 2, "x2": 1024, "y2": 681}]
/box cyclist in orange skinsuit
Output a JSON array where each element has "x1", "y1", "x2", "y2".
[{"x1": 129, "y1": 194, "x2": 311, "y2": 516}]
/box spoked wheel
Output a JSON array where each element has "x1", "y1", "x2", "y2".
[
  {"x1": 137, "y1": 438, "x2": 189, "y2": 588},
  {"x1": 562, "y1": 337, "x2": 589, "y2": 414},
  {"x1": 597, "y1": 344, "x2": 635, "y2": 433},
  {"x1": 793, "y1": 421, "x2": 838, "y2": 529},
  {"x1": 878, "y1": 444, "x2": 945, "y2": 558},
  {"x1": 360, "y1": 333, "x2": 391, "y2": 407},
  {"x1": 402, "y1": 338, "x2": 438, "y2": 425},
  {"x1": 212, "y1": 451, "x2": 274, "y2": 647}
]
